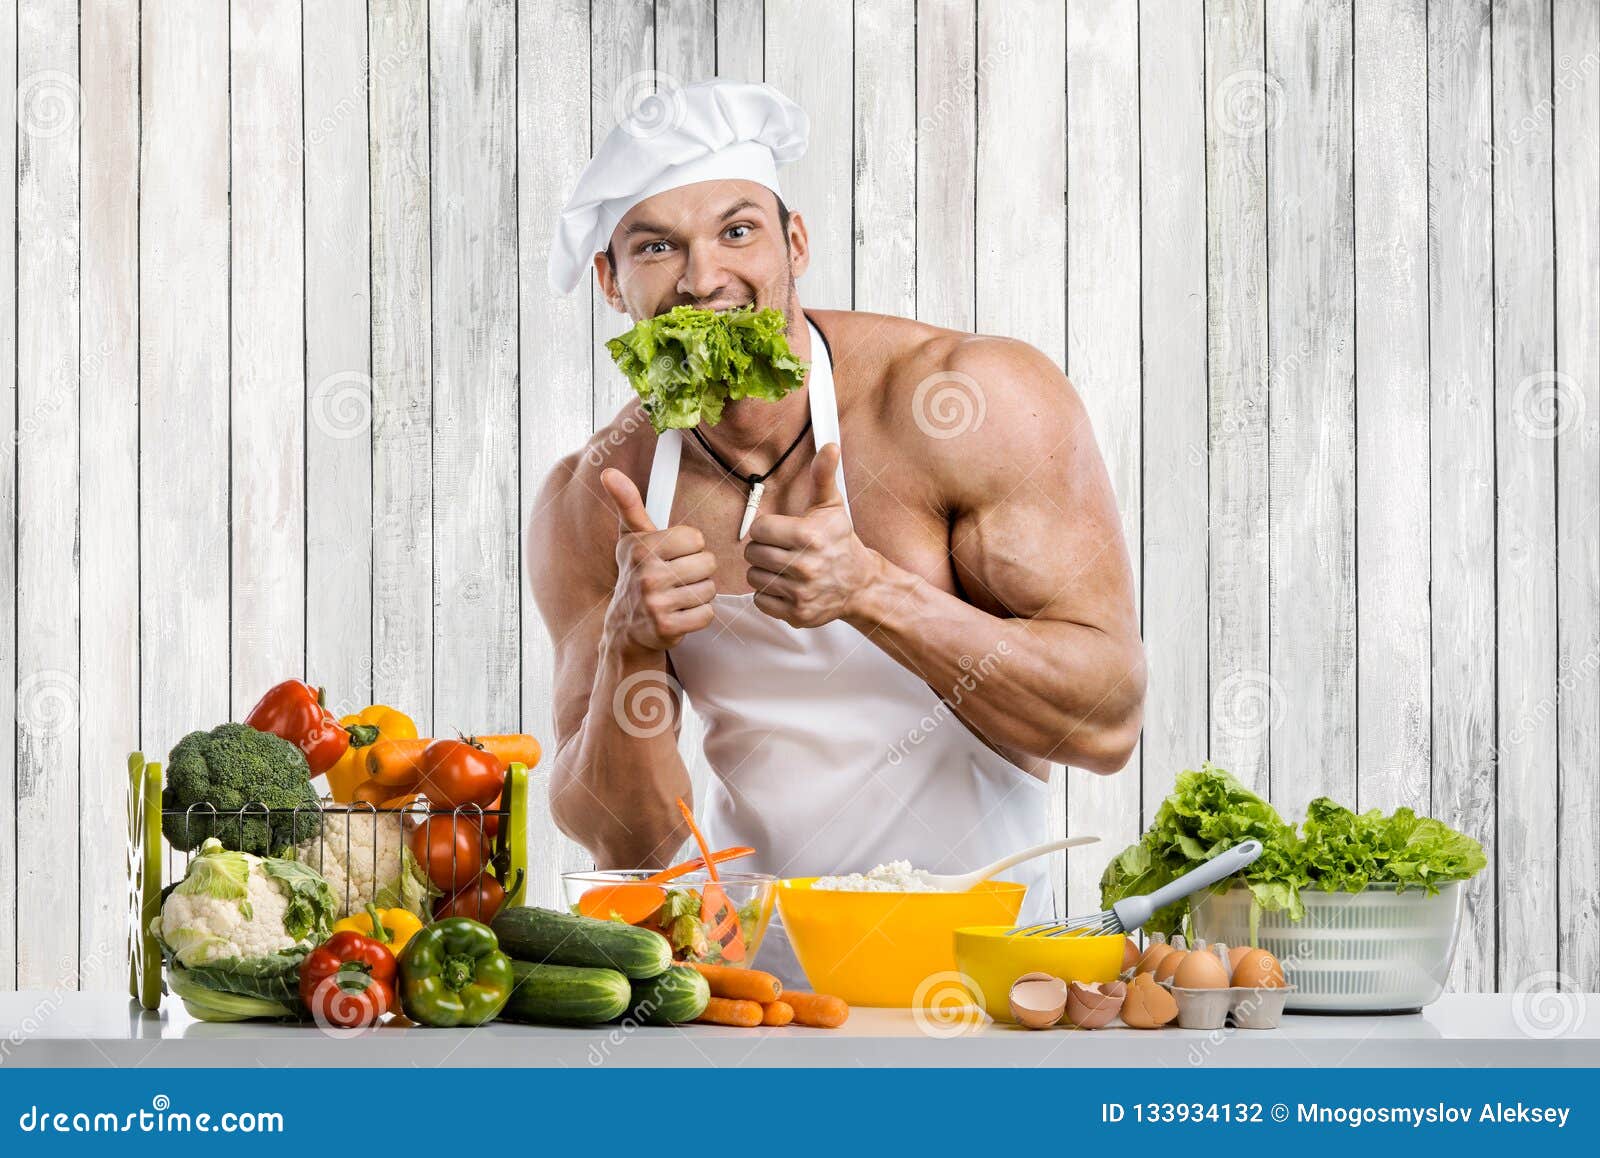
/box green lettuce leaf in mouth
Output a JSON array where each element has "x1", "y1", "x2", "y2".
[{"x1": 605, "y1": 305, "x2": 809, "y2": 433}]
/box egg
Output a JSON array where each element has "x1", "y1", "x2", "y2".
[
  {"x1": 1065, "y1": 981, "x2": 1127, "y2": 1030},
  {"x1": 1121, "y1": 937, "x2": 1141, "y2": 972},
  {"x1": 1134, "y1": 938, "x2": 1173, "y2": 975},
  {"x1": 1153, "y1": 948, "x2": 1189, "y2": 984},
  {"x1": 1120, "y1": 973, "x2": 1178, "y2": 1028},
  {"x1": 1227, "y1": 944, "x2": 1252, "y2": 975},
  {"x1": 1172, "y1": 945, "x2": 1231, "y2": 990},
  {"x1": 1232, "y1": 948, "x2": 1286, "y2": 988},
  {"x1": 1008, "y1": 971, "x2": 1069, "y2": 1029}
]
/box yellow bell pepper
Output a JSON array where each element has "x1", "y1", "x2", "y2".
[
  {"x1": 331, "y1": 905, "x2": 425, "y2": 957},
  {"x1": 325, "y1": 705, "x2": 418, "y2": 803}
]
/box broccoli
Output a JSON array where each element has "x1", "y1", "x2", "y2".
[{"x1": 162, "y1": 723, "x2": 323, "y2": 855}]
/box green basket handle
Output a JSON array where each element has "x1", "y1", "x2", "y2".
[
  {"x1": 126, "y1": 753, "x2": 163, "y2": 1011},
  {"x1": 503, "y1": 762, "x2": 530, "y2": 908}
]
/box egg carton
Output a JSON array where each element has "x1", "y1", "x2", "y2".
[{"x1": 1163, "y1": 982, "x2": 1297, "y2": 1030}]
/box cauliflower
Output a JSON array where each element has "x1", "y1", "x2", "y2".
[
  {"x1": 152, "y1": 838, "x2": 336, "y2": 1019},
  {"x1": 291, "y1": 810, "x2": 439, "y2": 918}
]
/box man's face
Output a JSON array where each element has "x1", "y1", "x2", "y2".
[{"x1": 595, "y1": 180, "x2": 809, "y2": 322}]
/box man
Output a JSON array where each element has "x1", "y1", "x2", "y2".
[{"x1": 531, "y1": 81, "x2": 1143, "y2": 979}]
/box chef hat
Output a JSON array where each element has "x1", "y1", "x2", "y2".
[{"x1": 548, "y1": 80, "x2": 808, "y2": 294}]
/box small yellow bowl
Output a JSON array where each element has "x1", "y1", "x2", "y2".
[
  {"x1": 954, "y1": 925, "x2": 1126, "y2": 1022},
  {"x1": 776, "y1": 879, "x2": 1026, "y2": 1007}
]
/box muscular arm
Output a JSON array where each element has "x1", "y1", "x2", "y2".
[
  {"x1": 527, "y1": 446, "x2": 702, "y2": 867},
  {"x1": 853, "y1": 339, "x2": 1144, "y2": 771},
  {"x1": 746, "y1": 336, "x2": 1144, "y2": 773}
]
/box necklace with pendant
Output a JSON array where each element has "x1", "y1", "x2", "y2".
[{"x1": 690, "y1": 417, "x2": 814, "y2": 539}]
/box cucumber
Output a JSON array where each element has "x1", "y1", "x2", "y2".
[
  {"x1": 492, "y1": 906, "x2": 673, "y2": 979},
  {"x1": 501, "y1": 960, "x2": 631, "y2": 1026},
  {"x1": 627, "y1": 965, "x2": 711, "y2": 1026}
]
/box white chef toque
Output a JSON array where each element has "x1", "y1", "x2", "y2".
[{"x1": 547, "y1": 80, "x2": 809, "y2": 295}]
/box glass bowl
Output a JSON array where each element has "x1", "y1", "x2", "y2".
[{"x1": 561, "y1": 869, "x2": 776, "y2": 969}]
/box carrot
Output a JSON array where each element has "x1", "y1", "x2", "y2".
[
  {"x1": 366, "y1": 738, "x2": 429, "y2": 787},
  {"x1": 475, "y1": 734, "x2": 542, "y2": 770},
  {"x1": 351, "y1": 778, "x2": 395, "y2": 806},
  {"x1": 778, "y1": 990, "x2": 849, "y2": 1029},
  {"x1": 695, "y1": 997, "x2": 764, "y2": 1028},
  {"x1": 688, "y1": 962, "x2": 781, "y2": 1003},
  {"x1": 761, "y1": 1001, "x2": 794, "y2": 1028},
  {"x1": 675, "y1": 799, "x2": 747, "y2": 961}
]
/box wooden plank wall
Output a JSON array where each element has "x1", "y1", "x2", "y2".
[{"x1": 1, "y1": 0, "x2": 1595, "y2": 995}]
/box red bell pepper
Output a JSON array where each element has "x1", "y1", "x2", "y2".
[
  {"x1": 299, "y1": 924, "x2": 397, "y2": 1030},
  {"x1": 245, "y1": 679, "x2": 350, "y2": 776}
]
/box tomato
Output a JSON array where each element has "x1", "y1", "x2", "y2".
[
  {"x1": 409, "y1": 814, "x2": 484, "y2": 893},
  {"x1": 418, "y1": 738, "x2": 505, "y2": 810},
  {"x1": 434, "y1": 872, "x2": 507, "y2": 923},
  {"x1": 481, "y1": 792, "x2": 503, "y2": 840}
]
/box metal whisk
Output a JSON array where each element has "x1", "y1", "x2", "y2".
[{"x1": 1010, "y1": 839, "x2": 1263, "y2": 937}]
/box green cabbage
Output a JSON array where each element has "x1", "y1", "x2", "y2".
[
  {"x1": 1099, "y1": 764, "x2": 1486, "y2": 936},
  {"x1": 605, "y1": 305, "x2": 808, "y2": 432}
]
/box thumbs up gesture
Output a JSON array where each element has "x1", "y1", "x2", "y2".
[
  {"x1": 744, "y1": 443, "x2": 881, "y2": 628},
  {"x1": 601, "y1": 468, "x2": 719, "y2": 652}
]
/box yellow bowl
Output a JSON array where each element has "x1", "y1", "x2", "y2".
[
  {"x1": 953, "y1": 925, "x2": 1127, "y2": 1022},
  {"x1": 775, "y1": 879, "x2": 1025, "y2": 1007}
]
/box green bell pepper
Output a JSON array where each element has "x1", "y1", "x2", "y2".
[{"x1": 398, "y1": 917, "x2": 515, "y2": 1027}]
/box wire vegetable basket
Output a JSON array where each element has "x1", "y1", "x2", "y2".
[{"x1": 126, "y1": 752, "x2": 531, "y2": 1011}]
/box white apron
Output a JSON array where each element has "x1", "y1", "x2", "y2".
[{"x1": 644, "y1": 320, "x2": 1053, "y2": 985}]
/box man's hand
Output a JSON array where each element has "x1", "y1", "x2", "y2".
[
  {"x1": 601, "y1": 468, "x2": 719, "y2": 652},
  {"x1": 744, "y1": 443, "x2": 882, "y2": 628}
]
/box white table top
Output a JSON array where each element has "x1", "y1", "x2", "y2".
[{"x1": 2, "y1": 993, "x2": 1596, "y2": 1067}]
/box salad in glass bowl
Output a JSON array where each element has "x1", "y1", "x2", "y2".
[{"x1": 562, "y1": 869, "x2": 775, "y2": 968}]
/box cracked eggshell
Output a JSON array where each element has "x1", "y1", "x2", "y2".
[
  {"x1": 1008, "y1": 971, "x2": 1069, "y2": 1029},
  {"x1": 1065, "y1": 980, "x2": 1127, "y2": 1030},
  {"x1": 1120, "y1": 974, "x2": 1179, "y2": 1028}
]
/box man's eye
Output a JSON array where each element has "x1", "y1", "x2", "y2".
[
  {"x1": 640, "y1": 240, "x2": 672, "y2": 256},
  {"x1": 725, "y1": 224, "x2": 752, "y2": 240}
]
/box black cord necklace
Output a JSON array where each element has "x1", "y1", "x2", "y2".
[{"x1": 690, "y1": 416, "x2": 813, "y2": 539}]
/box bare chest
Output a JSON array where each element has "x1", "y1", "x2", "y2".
[{"x1": 666, "y1": 438, "x2": 957, "y2": 598}]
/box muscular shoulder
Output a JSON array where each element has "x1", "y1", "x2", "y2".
[{"x1": 875, "y1": 326, "x2": 1092, "y2": 513}]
